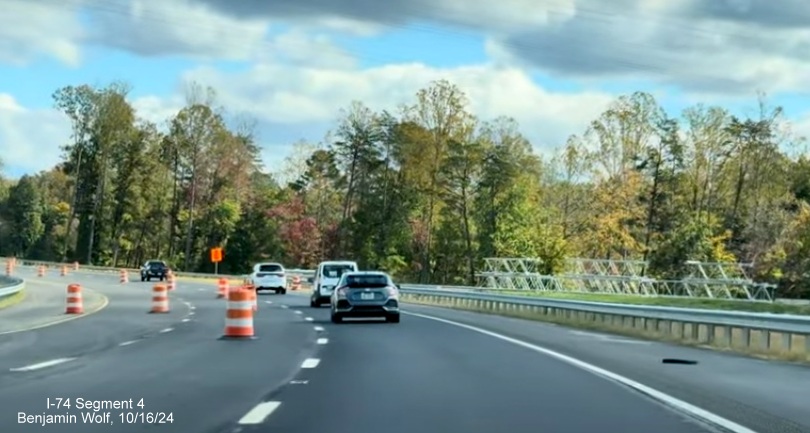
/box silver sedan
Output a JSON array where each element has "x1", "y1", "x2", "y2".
[{"x1": 330, "y1": 271, "x2": 401, "y2": 323}]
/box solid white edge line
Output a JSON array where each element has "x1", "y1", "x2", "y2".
[
  {"x1": 10, "y1": 357, "x2": 76, "y2": 372},
  {"x1": 237, "y1": 401, "x2": 282, "y2": 425},
  {"x1": 402, "y1": 311, "x2": 759, "y2": 433},
  {"x1": 301, "y1": 358, "x2": 320, "y2": 368},
  {"x1": 316, "y1": 338, "x2": 328, "y2": 345}
]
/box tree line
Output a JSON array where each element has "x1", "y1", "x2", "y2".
[{"x1": 1, "y1": 80, "x2": 809, "y2": 297}]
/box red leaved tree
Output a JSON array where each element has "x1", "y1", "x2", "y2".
[{"x1": 268, "y1": 195, "x2": 322, "y2": 268}]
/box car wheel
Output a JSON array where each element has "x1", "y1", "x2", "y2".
[
  {"x1": 280, "y1": 289, "x2": 287, "y2": 295},
  {"x1": 310, "y1": 299, "x2": 317, "y2": 308},
  {"x1": 331, "y1": 313, "x2": 342, "y2": 323},
  {"x1": 147, "y1": 276, "x2": 151, "y2": 282},
  {"x1": 386, "y1": 314, "x2": 400, "y2": 323},
  {"x1": 141, "y1": 276, "x2": 145, "y2": 282}
]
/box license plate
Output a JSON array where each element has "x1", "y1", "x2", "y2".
[{"x1": 360, "y1": 293, "x2": 375, "y2": 300}]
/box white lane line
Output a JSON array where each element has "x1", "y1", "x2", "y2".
[
  {"x1": 265, "y1": 301, "x2": 273, "y2": 305},
  {"x1": 293, "y1": 310, "x2": 302, "y2": 315},
  {"x1": 119, "y1": 340, "x2": 139, "y2": 346},
  {"x1": 403, "y1": 311, "x2": 758, "y2": 433},
  {"x1": 10, "y1": 357, "x2": 76, "y2": 372},
  {"x1": 159, "y1": 328, "x2": 173, "y2": 333},
  {"x1": 300, "y1": 358, "x2": 320, "y2": 368},
  {"x1": 197, "y1": 288, "x2": 205, "y2": 291},
  {"x1": 304, "y1": 317, "x2": 313, "y2": 322},
  {"x1": 237, "y1": 401, "x2": 282, "y2": 425},
  {"x1": 314, "y1": 326, "x2": 324, "y2": 332},
  {"x1": 316, "y1": 338, "x2": 328, "y2": 345},
  {"x1": 182, "y1": 318, "x2": 191, "y2": 322},
  {"x1": 280, "y1": 305, "x2": 289, "y2": 309}
]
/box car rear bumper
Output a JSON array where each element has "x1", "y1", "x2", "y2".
[
  {"x1": 334, "y1": 299, "x2": 399, "y2": 316},
  {"x1": 253, "y1": 278, "x2": 285, "y2": 290}
]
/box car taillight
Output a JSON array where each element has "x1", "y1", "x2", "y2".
[
  {"x1": 337, "y1": 286, "x2": 348, "y2": 297},
  {"x1": 385, "y1": 286, "x2": 398, "y2": 296}
]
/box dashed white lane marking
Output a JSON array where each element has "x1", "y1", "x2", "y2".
[
  {"x1": 316, "y1": 338, "x2": 328, "y2": 345},
  {"x1": 403, "y1": 311, "x2": 758, "y2": 433},
  {"x1": 265, "y1": 301, "x2": 273, "y2": 305},
  {"x1": 293, "y1": 310, "x2": 302, "y2": 315},
  {"x1": 10, "y1": 358, "x2": 76, "y2": 372},
  {"x1": 159, "y1": 328, "x2": 173, "y2": 333},
  {"x1": 198, "y1": 288, "x2": 205, "y2": 291},
  {"x1": 301, "y1": 358, "x2": 320, "y2": 368},
  {"x1": 237, "y1": 401, "x2": 282, "y2": 425},
  {"x1": 119, "y1": 340, "x2": 139, "y2": 346},
  {"x1": 314, "y1": 326, "x2": 324, "y2": 332},
  {"x1": 182, "y1": 318, "x2": 191, "y2": 322},
  {"x1": 569, "y1": 330, "x2": 651, "y2": 344},
  {"x1": 304, "y1": 317, "x2": 313, "y2": 322},
  {"x1": 280, "y1": 305, "x2": 289, "y2": 309}
]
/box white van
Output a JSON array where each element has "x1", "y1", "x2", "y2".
[{"x1": 310, "y1": 260, "x2": 359, "y2": 307}]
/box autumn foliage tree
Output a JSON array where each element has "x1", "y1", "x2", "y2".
[{"x1": 0, "y1": 79, "x2": 808, "y2": 297}]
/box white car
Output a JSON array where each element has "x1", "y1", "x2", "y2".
[
  {"x1": 310, "y1": 260, "x2": 359, "y2": 307},
  {"x1": 251, "y1": 262, "x2": 287, "y2": 294}
]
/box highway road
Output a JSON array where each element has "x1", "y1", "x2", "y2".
[{"x1": 0, "y1": 270, "x2": 806, "y2": 433}]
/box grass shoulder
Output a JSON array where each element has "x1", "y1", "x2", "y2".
[{"x1": 0, "y1": 290, "x2": 25, "y2": 310}]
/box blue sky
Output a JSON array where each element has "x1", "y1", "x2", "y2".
[{"x1": 1, "y1": 0, "x2": 808, "y2": 178}]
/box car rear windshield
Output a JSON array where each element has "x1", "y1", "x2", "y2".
[
  {"x1": 344, "y1": 274, "x2": 390, "y2": 288},
  {"x1": 148, "y1": 262, "x2": 166, "y2": 268},
  {"x1": 258, "y1": 264, "x2": 283, "y2": 273},
  {"x1": 322, "y1": 265, "x2": 355, "y2": 279}
]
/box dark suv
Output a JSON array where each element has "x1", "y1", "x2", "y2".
[{"x1": 140, "y1": 260, "x2": 169, "y2": 282}]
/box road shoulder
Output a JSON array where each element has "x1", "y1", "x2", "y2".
[{"x1": 0, "y1": 280, "x2": 108, "y2": 335}]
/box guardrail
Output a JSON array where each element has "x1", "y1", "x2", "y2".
[
  {"x1": 397, "y1": 285, "x2": 810, "y2": 360},
  {"x1": 0, "y1": 276, "x2": 25, "y2": 301}
]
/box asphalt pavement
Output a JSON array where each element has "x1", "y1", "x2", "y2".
[
  {"x1": 0, "y1": 268, "x2": 106, "y2": 335},
  {"x1": 0, "y1": 270, "x2": 803, "y2": 433}
]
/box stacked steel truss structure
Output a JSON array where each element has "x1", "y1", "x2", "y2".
[{"x1": 475, "y1": 257, "x2": 777, "y2": 301}]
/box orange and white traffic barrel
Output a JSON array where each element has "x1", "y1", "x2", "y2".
[
  {"x1": 216, "y1": 278, "x2": 228, "y2": 299},
  {"x1": 119, "y1": 269, "x2": 128, "y2": 284},
  {"x1": 291, "y1": 275, "x2": 301, "y2": 291},
  {"x1": 167, "y1": 272, "x2": 176, "y2": 291},
  {"x1": 222, "y1": 288, "x2": 254, "y2": 339},
  {"x1": 60, "y1": 265, "x2": 68, "y2": 276},
  {"x1": 73, "y1": 261, "x2": 79, "y2": 271},
  {"x1": 37, "y1": 265, "x2": 45, "y2": 277},
  {"x1": 65, "y1": 284, "x2": 83, "y2": 314},
  {"x1": 245, "y1": 285, "x2": 257, "y2": 311},
  {"x1": 150, "y1": 284, "x2": 169, "y2": 313},
  {"x1": 5, "y1": 261, "x2": 11, "y2": 277}
]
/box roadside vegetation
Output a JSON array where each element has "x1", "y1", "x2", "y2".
[{"x1": 1, "y1": 80, "x2": 809, "y2": 301}]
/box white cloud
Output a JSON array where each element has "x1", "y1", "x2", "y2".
[
  {"x1": 173, "y1": 31, "x2": 614, "y2": 154},
  {"x1": 84, "y1": 0, "x2": 271, "y2": 61},
  {"x1": 0, "y1": 94, "x2": 70, "y2": 176},
  {"x1": 0, "y1": 0, "x2": 83, "y2": 66}
]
